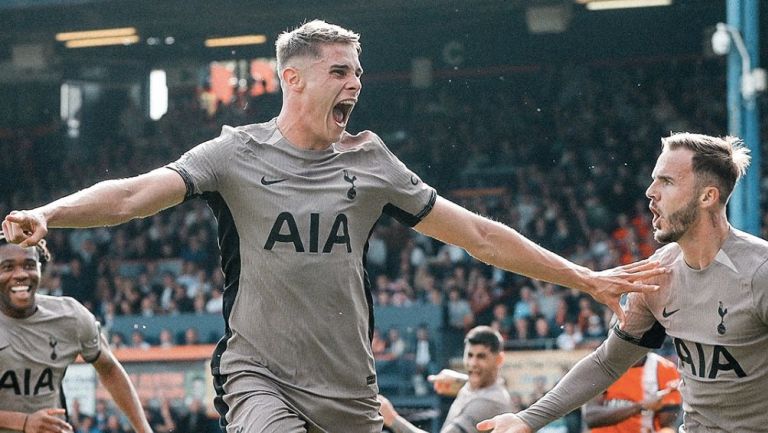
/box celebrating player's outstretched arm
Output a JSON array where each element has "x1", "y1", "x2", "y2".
[
  {"x1": 2, "y1": 168, "x2": 186, "y2": 248},
  {"x1": 415, "y1": 196, "x2": 665, "y2": 322}
]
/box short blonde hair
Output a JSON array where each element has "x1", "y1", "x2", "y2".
[{"x1": 275, "y1": 20, "x2": 361, "y2": 74}]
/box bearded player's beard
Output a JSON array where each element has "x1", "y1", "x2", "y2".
[{"x1": 654, "y1": 196, "x2": 699, "y2": 244}]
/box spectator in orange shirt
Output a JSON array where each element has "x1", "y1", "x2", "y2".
[{"x1": 583, "y1": 353, "x2": 681, "y2": 433}]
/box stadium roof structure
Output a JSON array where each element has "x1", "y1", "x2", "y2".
[{"x1": 0, "y1": 0, "x2": 763, "y2": 74}]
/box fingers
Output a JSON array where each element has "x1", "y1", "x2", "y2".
[
  {"x1": 31, "y1": 409, "x2": 72, "y2": 433},
  {"x1": 45, "y1": 409, "x2": 67, "y2": 416},
  {"x1": 426, "y1": 374, "x2": 438, "y2": 383},
  {"x1": 3, "y1": 211, "x2": 47, "y2": 247},
  {"x1": 19, "y1": 229, "x2": 46, "y2": 248},
  {"x1": 476, "y1": 419, "x2": 495, "y2": 430},
  {"x1": 44, "y1": 419, "x2": 73, "y2": 433},
  {"x1": 617, "y1": 259, "x2": 654, "y2": 271},
  {"x1": 609, "y1": 303, "x2": 625, "y2": 325},
  {"x1": 2, "y1": 219, "x2": 17, "y2": 242},
  {"x1": 620, "y1": 268, "x2": 669, "y2": 282},
  {"x1": 622, "y1": 282, "x2": 660, "y2": 293}
]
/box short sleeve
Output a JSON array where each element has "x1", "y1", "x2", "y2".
[
  {"x1": 373, "y1": 135, "x2": 436, "y2": 227},
  {"x1": 612, "y1": 246, "x2": 670, "y2": 349},
  {"x1": 614, "y1": 290, "x2": 666, "y2": 349},
  {"x1": 751, "y1": 258, "x2": 768, "y2": 326},
  {"x1": 70, "y1": 299, "x2": 102, "y2": 363},
  {"x1": 166, "y1": 126, "x2": 238, "y2": 198},
  {"x1": 444, "y1": 398, "x2": 509, "y2": 433}
]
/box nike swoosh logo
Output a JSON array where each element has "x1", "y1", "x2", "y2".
[
  {"x1": 261, "y1": 176, "x2": 288, "y2": 186},
  {"x1": 662, "y1": 307, "x2": 680, "y2": 318}
]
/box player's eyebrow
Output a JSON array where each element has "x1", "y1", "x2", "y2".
[{"x1": 330, "y1": 64, "x2": 364, "y2": 76}]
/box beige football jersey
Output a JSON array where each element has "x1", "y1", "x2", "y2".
[
  {"x1": 443, "y1": 380, "x2": 512, "y2": 433},
  {"x1": 168, "y1": 119, "x2": 436, "y2": 402},
  {"x1": 0, "y1": 295, "x2": 101, "y2": 432},
  {"x1": 617, "y1": 228, "x2": 768, "y2": 432}
]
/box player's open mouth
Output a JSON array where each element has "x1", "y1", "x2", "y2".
[
  {"x1": 649, "y1": 206, "x2": 660, "y2": 228},
  {"x1": 332, "y1": 100, "x2": 355, "y2": 127},
  {"x1": 10, "y1": 285, "x2": 30, "y2": 293}
]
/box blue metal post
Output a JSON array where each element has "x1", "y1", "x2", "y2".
[
  {"x1": 742, "y1": 0, "x2": 760, "y2": 235},
  {"x1": 726, "y1": 0, "x2": 746, "y2": 230}
]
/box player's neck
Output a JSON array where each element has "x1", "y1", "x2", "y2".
[
  {"x1": 276, "y1": 109, "x2": 333, "y2": 151},
  {"x1": 677, "y1": 210, "x2": 730, "y2": 270}
]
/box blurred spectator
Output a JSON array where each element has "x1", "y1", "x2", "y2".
[
  {"x1": 158, "y1": 328, "x2": 176, "y2": 349},
  {"x1": 532, "y1": 316, "x2": 554, "y2": 340},
  {"x1": 490, "y1": 303, "x2": 514, "y2": 340},
  {"x1": 411, "y1": 324, "x2": 437, "y2": 395},
  {"x1": 75, "y1": 415, "x2": 99, "y2": 433},
  {"x1": 446, "y1": 288, "x2": 473, "y2": 331},
  {"x1": 109, "y1": 332, "x2": 126, "y2": 350},
  {"x1": 103, "y1": 414, "x2": 127, "y2": 433},
  {"x1": 385, "y1": 327, "x2": 406, "y2": 361},
  {"x1": 205, "y1": 287, "x2": 223, "y2": 314},
  {"x1": 130, "y1": 330, "x2": 151, "y2": 350},
  {"x1": 93, "y1": 399, "x2": 110, "y2": 431},
  {"x1": 176, "y1": 399, "x2": 209, "y2": 433},
  {"x1": 513, "y1": 286, "x2": 537, "y2": 340},
  {"x1": 183, "y1": 327, "x2": 201, "y2": 345},
  {"x1": 556, "y1": 322, "x2": 584, "y2": 351}
]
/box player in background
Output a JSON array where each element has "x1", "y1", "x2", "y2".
[
  {"x1": 583, "y1": 354, "x2": 680, "y2": 433},
  {"x1": 478, "y1": 133, "x2": 768, "y2": 433},
  {"x1": 0, "y1": 236, "x2": 152, "y2": 433},
  {"x1": 2, "y1": 20, "x2": 663, "y2": 433},
  {"x1": 379, "y1": 326, "x2": 511, "y2": 433}
]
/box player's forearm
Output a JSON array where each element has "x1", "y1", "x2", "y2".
[
  {"x1": 37, "y1": 169, "x2": 183, "y2": 228},
  {"x1": 584, "y1": 404, "x2": 641, "y2": 428},
  {"x1": 415, "y1": 198, "x2": 593, "y2": 293},
  {"x1": 96, "y1": 360, "x2": 152, "y2": 433},
  {"x1": 0, "y1": 410, "x2": 27, "y2": 431},
  {"x1": 467, "y1": 219, "x2": 591, "y2": 293},
  {"x1": 518, "y1": 334, "x2": 648, "y2": 431}
]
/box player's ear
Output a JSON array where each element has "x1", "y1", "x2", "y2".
[
  {"x1": 281, "y1": 64, "x2": 304, "y2": 92},
  {"x1": 700, "y1": 185, "x2": 720, "y2": 208},
  {"x1": 495, "y1": 351, "x2": 505, "y2": 367}
]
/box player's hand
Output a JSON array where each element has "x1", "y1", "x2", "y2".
[
  {"x1": 2, "y1": 210, "x2": 48, "y2": 248},
  {"x1": 427, "y1": 369, "x2": 467, "y2": 397},
  {"x1": 376, "y1": 394, "x2": 398, "y2": 427},
  {"x1": 586, "y1": 259, "x2": 667, "y2": 324},
  {"x1": 26, "y1": 408, "x2": 73, "y2": 433},
  {"x1": 476, "y1": 413, "x2": 532, "y2": 433}
]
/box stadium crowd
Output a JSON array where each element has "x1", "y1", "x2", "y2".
[{"x1": 2, "y1": 56, "x2": 767, "y2": 432}]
